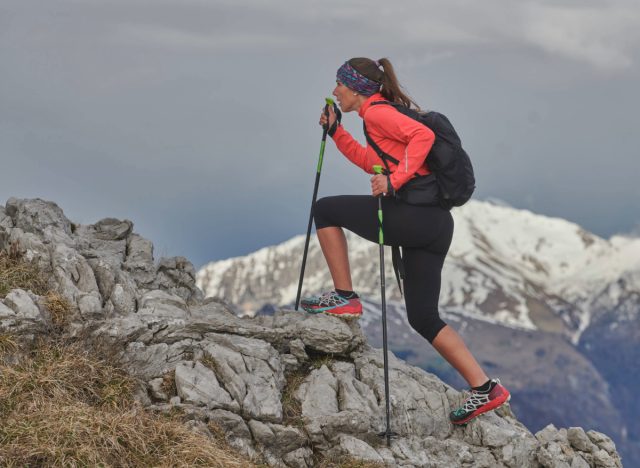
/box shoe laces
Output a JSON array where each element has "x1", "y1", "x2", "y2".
[
  {"x1": 458, "y1": 379, "x2": 500, "y2": 412},
  {"x1": 317, "y1": 291, "x2": 347, "y2": 307}
]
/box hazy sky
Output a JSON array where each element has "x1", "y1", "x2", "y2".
[{"x1": 2, "y1": 0, "x2": 639, "y2": 267}]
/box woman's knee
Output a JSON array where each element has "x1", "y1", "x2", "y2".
[
  {"x1": 407, "y1": 309, "x2": 447, "y2": 344},
  {"x1": 313, "y1": 197, "x2": 337, "y2": 229}
]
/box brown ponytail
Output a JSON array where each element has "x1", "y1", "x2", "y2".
[{"x1": 348, "y1": 57, "x2": 421, "y2": 111}]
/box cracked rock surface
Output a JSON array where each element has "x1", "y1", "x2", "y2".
[{"x1": 0, "y1": 198, "x2": 624, "y2": 468}]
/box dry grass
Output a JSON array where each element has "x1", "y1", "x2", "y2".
[
  {"x1": 282, "y1": 369, "x2": 307, "y2": 427},
  {"x1": 0, "y1": 333, "x2": 18, "y2": 357},
  {"x1": 160, "y1": 370, "x2": 177, "y2": 398},
  {"x1": 43, "y1": 290, "x2": 73, "y2": 329},
  {"x1": 0, "y1": 245, "x2": 50, "y2": 298},
  {"x1": 201, "y1": 353, "x2": 219, "y2": 373},
  {"x1": 310, "y1": 353, "x2": 335, "y2": 370},
  {"x1": 0, "y1": 339, "x2": 257, "y2": 467}
]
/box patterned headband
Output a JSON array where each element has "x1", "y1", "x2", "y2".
[{"x1": 336, "y1": 61, "x2": 381, "y2": 96}]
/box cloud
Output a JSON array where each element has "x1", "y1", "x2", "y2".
[
  {"x1": 114, "y1": 24, "x2": 291, "y2": 50},
  {"x1": 94, "y1": 0, "x2": 640, "y2": 72},
  {"x1": 521, "y1": 3, "x2": 640, "y2": 71}
]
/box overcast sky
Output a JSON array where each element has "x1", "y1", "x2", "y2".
[{"x1": 1, "y1": 0, "x2": 639, "y2": 268}]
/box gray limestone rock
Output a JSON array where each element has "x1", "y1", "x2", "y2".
[
  {"x1": 74, "y1": 219, "x2": 130, "y2": 264},
  {"x1": 593, "y1": 448, "x2": 620, "y2": 468},
  {"x1": 354, "y1": 347, "x2": 451, "y2": 439},
  {"x1": 297, "y1": 365, "x2": 339, "y2": 419},
  {"x1": 174, "y1": 361, "x2": 239, "y2": 411},
  {"x1": 281, "y1": 354, "x2": 299, "y2": 373},
  {"x1": 331, "y1": 361, "x2": 379, "y2": 415},
  {"x1": 333, "y1": 434, "x2": 384, "y2": 463},
  {"x1": 587, "y1": 430, "x2": 618, "y2": 456},
  {"x1": 139, "y1": 289, "x2": 188, "y2": 312},
  {"x1": 156, "y1": 256, "x2": 203, "y2": 304},
  {"x1": 248, "y1": 419, "x2": 276, "y2": 446},
  {"x1": 288, "y1": 338, "x2": 308, "y2": 362},
  {"x1": 7, "y1": 228, "x2": 51, "y2": 271},
  {"x1": 203, "y1": 333, "x2": 285, "y2": 423},
  {"x1": 208, "y1": 408, "x2": 252, "y2": 440},
  {"x1": 0, "y1": 301, "x2": 16, "y2": 319},
  {"x1": 149, "y1": 377, "x2": 169, "y2": 401},
  {"x1": 536, "y1": 424, "x2": 561, "y2": 444},
  {"x1": 5, "y1": 198, "x2": 72, "y2": 238},
  {"x1": 282, "y1": 447, "x2": 313, "y2": 468},
  {"x1": 76, "y1": 292, "x2": 103, "y2": 318},
  {"x1": 50, "y1": 243, "x2": 100, "y2": 300},
  {"x1": 0, "y1": 198, "x2": 625, "y2": 468},
  {"x1": 123, "y1": 234, "x2": 156, "y2": 287},
  {"x1": 571, "y1": 455, "x2": 590, "y2": 468},
  {"x1": 91, "y1": 218, "x2": 133, "y2": 241},
  {"x1": 109, "y1": 283, "x2": 137, "y2": 316},
  {"x1": 567, "y1": 427, "x2": 594, "y2": 452},
  {"x1": 0, "y1": 206, "x2": 12, "y2": 230},
  {"x1": 4, "y1": 289, "x2": 42, "y2": 320},
  {"x1": 537, "y1": 441, "x2": 571, "y2": 468},
  {"x1": 89, "y1": 259, "x2": 117, "y2": 300},
  {"x1": 122, "y1": 340, "x2": 194, "y2": 379},
  {"x1": 289, "y1": 312, "x2": 362, "y2": 354},
  {"x1": 126, "y1": 233, "x2": 154, "y2": 265}
]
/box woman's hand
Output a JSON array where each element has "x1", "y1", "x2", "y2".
[
  {"x1": 371, "y1": 174, "x2": 390, "y2": 197},
  {"x1": 319, "y1": 105, "x2": 337, "y2": 129}
]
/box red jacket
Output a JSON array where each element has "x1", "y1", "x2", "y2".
[{"x1": 331, "y1": 92, "x2": 434, "y2": 191}]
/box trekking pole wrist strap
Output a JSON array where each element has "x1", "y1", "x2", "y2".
[{"x1": 386, "y1": 176, "x2": 395, "y2": 196}]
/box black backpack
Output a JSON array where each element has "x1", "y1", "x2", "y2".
[{"x1": 363, "y1": 101, "x2": 475, "y2": 210}]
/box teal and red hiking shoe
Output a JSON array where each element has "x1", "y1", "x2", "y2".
[
  {"x1": 300, "y1": 291, "x2": 362, "y2": 318},
  {"x1": 450, "y1": 379, "x2": 511, "y2": 425}
]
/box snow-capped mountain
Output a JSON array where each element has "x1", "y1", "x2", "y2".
[{"x1": 197, "y1": 200, "x2": 640, "y2": 342}]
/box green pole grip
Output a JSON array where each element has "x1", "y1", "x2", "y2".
[
  {"x1": 316, "y1": 98, "x2": 334, "y2": 174},
  {"x1": 373, "y1": 164, "x2": 383, "y2": 175}
]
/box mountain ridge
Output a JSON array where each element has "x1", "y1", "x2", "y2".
[{"x1": 197, "y1": 199, "x2": 640, "y2": 340}]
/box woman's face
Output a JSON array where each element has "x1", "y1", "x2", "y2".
[{"x1": 333, "y1": 81, "x2": 360, "y2": 113}]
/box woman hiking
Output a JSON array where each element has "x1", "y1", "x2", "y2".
[{"x1": 300, "y1": 57, "x2": 510, "y2": 425}]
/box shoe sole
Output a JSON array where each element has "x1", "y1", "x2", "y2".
[
  {"x1": 301, "y1": 304, "x2": 362, "y2": 318},
  {"x1": 322, "y1": 310, "x2": 362, "y2": 320},
  {"x1": 451, "y1": 392, "x2": 511, "y2": 426},
  {"x1": 301, "y1": 307, "x2": 362, "y2": 319}
]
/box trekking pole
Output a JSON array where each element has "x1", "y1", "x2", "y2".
[
  {"x1": 295, "y1": 97, "x2": 334, "y2": 311},
  {"x1": 373, "y1": 164, "x2": 395, "y2": 446}
]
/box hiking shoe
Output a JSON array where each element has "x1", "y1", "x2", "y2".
[
  {"x1": 301, "y1": 291, "x2": 362, "y2": 318},
  {"x1": 450, "y1": 379, "x2": 511, "y2": 425}
]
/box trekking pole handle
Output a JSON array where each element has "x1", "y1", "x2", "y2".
[
  {"x1": 322, "y1": 97, "x2": 334, "y2": 130},
  {"x1": 373, "y1": 164, "x2": 383, "y2": 175}
]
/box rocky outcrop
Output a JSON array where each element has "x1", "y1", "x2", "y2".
[{"x1": 0, "y1": 198, "x2": 624, "y2": 467}]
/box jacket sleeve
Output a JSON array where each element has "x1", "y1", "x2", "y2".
[
  {"x1": 330, "y1": 125, "x2": 370, "y2": 172},
  {"x1": 366, "y1": 107, "x2": 435, "y2": 190}
]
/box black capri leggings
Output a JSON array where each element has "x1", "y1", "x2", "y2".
[{"x1": 314, "y1": 195, "x2": 454, "y2": 343}]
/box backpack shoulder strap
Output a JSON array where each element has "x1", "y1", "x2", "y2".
[
  {"x1": 362, "y1": 100, "x2": 400, "y2": 166},
  {"x1": 363, "y1": 122, "x2": 400, "y2": 167}
]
